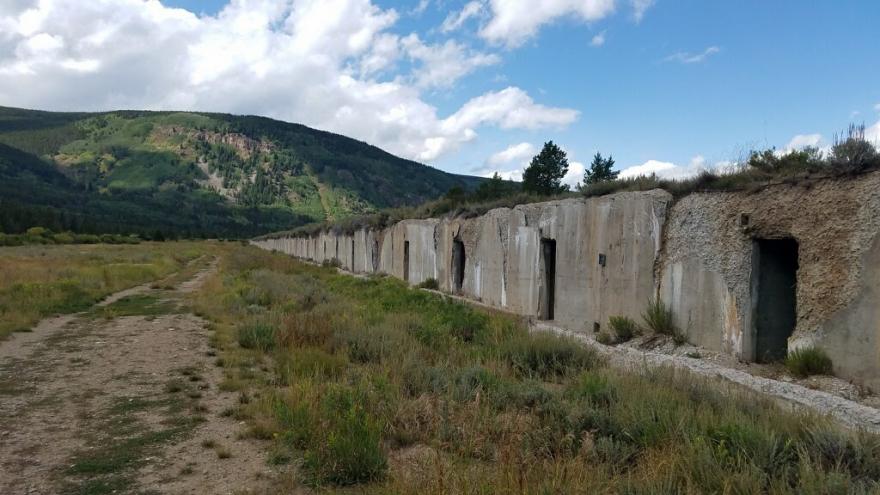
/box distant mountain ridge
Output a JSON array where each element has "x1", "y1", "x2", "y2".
[{"x1": 0, "y1": 106, "x2": 482, "y2": 238}]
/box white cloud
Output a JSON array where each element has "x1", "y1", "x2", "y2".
[
  {"x1": 488, "y1": 142, "x2": 536, "y2": 165},
  {"x1": 411, "y1": 0, "x2": 430, "y2": 16},
  {"x1": 784, "y1": 133, "x2": 822, "y2": 151},
  {"x1": 874, "y1": 103, "x2": 880, "y2": 112},
  {"x1": 480, "y1": 0, "x2": 616, "y2": 48},
  {"x1": 563, "y1": 160, "x2": 585, "y2": 188},
  {"x1": 630, "y1": 0, "x2": 654, "y2": 22},
  {"x1": 478, "y1": 142, "x2": 583, "y2": 188},
  {"x1": 590, "y1": 30, "x2": 606, "y2": 47},
  {"x1": 619, "y1": 155, "x2": 714, "y2": 180},
  {"x1": 866, "y1": 121, "x2": 880, "y2": 144},
  {"x1": 440, "y1": 86, "x2": 579, "y2": 134},
  {"x1": 663, "y1": 46, "x2": 720, "y2": 64},
  {"x1": 0, "y1": 0, "x2": 578, "y2": 164},
  {"x1": 619, "y1": 159, "x2": 677, "y2": 178},
  {"x1": 401, "y1": 34, "x2": 500, "y2": 88},
  {"x1": 440, "y1": 1, "x2": 483, "y2": 32}
]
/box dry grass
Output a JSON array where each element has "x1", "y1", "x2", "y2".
[
  {"x1": 193, "y1": 245, "x2": 880, "y2": 493},
  {"x1": 0, "y1": 241, "x2": 214, "y2": 338}
]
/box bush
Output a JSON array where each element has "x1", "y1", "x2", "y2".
[
  {"x1": 642, "y1": 299, "x2": 677, "y2": 336},
  {"x1": 595, "y1": 332, "x2": 615, "y2": 345},
  {"x1": 303, "y1": 387, "x2": 387, "y2": 485},
  {"x1": 276, "y1": 348, "x2": 347, "y2": 384},
  {"x1": 322, "y1": 258, "x2": 342, "y2": 268},
  {"x1": 608, "y1": 315, "x2": 639, "y2": 343},
  {"x1": 785, "y1": 347, "x2": 833, "y2": 378},
  {"x1": 502, "y1": 332, "x2": 602, "y2": 379},
  {"x1": 416, "y1": 278, "x2": 439, "y2": 290},
  {"x1": 237, "y1": 321, "x2": 276, "y2": 351}
]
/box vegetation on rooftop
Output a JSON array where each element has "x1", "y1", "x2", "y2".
[{"x1": 261, "y1": 123, "x2": 880, "y2": 240}]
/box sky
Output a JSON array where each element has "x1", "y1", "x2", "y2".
[{"x1": 1, "y1": 0, "x2": 879, "y2": 186}]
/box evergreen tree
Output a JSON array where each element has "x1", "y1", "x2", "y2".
[
  {"x1": 522, "y1": 141, "x2": 569, "y2": 195},
  {"x1": 584, "y1": 152, "x2": 619, "y2": 185}
]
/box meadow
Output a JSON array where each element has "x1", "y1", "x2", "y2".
[
  {"x1": 194, "y1": 246, "x2": 880, "y2": 494},
  {"x1": 0, "y1": 241, "x2": 212, "y2": 338}
]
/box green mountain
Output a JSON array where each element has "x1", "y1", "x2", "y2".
[{"x1": 0, "y1": 106, "x2": 482, "y2": 238}]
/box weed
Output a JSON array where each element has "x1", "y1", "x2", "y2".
[
  {"x1": 608, "y1": 315, "x2": 639, "y2": 342},
  {"x1": 785, "y1": 347, "x2": 833, "y2": 378},
  {"x1": 642, "y1": 299, "x2": 678, "y2": 336},
  {"x1": 502, "y1": 332, "x2": 602, "y2": 379},
  {"x1": 416, "y1": 278, "x2": 439, "y2": 290},
  {"x1": 595, "y1": 332, "x2": 615, "y2": 345},
  {"x1": 237, "y1": 320, "x2": 276, "y2": 351}
]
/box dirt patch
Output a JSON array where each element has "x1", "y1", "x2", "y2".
[{"x1": 0, "y1": 258, "x2": 274, "y2": 494}]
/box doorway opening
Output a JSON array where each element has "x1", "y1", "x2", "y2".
[
  {"x1": 754, "y1": 238, "x2": 799, "y2": 362},
  {"x1": 403, "y1": 241, "x2": 410, "y2": 282},
  {"x1": 539, "y1": 238, "x2": 556, "y2": 320},
  {"x1": 351, "y1": 241, "x2": 355, "y2": 271},
  {"x1": 452, "y1": 239, "x2": 465, "y2": 294},
  {"x1": 372, "y1": 240, "x2": 380, "y2": 272}
]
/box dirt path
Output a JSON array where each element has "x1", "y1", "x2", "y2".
[{"x1": 0, "y1": 259, "x2": 273, "y2": 494}]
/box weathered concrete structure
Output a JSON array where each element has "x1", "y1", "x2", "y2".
[{"x1": 253, "y1": 172, "x2": 880, "y2": 390}]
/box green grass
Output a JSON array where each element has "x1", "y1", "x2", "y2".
[
  {"x1": 62, "y1": 377, "x2": 205, "y2": 495},
  {"x1": 785, "y1": 347, "x2": 834, "y2": 378},
  {"x1": 0, "y1": 242, "x2": 211, "y2": 338},
  {"x1": 608, "y1": 315, "x2": 639, "y2": 343},
  {"x1": 88, "y1": 294, "x2": 178, "y2": 319},
  {"x1": 192, "y1": 245, "x2": 880, "y2": 493}
]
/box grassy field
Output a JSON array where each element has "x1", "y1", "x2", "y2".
[
  {"x1": 194, "y1": 246, "x2": 880, "y2": 494},
  {"x1": 0, "y1": 241, "x2": 214, "y2": 338}
]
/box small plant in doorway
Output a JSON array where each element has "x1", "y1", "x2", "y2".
[{"x1": 785, "y1": 347, "x2": 833, "y2": 378}]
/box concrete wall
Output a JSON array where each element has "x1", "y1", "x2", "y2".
[
  {"x1": 253, "y1": 172, "x2": 880, "y2": 389},
  {"x1": 660, "y1": 172, "x2": 880, "y2": 389},
  {"x1": 254, "y1": 189, "x2": 671, "y2": 334}
]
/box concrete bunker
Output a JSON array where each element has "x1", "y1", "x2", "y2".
[
  {"x1": 539, "y1": 238, "x2": 557, "y2": 320},
  {"x1": 452, "y1": 239, "x2": 465, "y2": 294},
  {"x1": 403, "y1": 240, "x2": 410, "y2": 282},
  {"x1": 752, "y1": 238, "x2": 799, "y2": 362}
]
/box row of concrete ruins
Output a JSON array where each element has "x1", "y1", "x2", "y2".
[{"x1": 253, "y1": 171, "x2": 880, "y2": 390}]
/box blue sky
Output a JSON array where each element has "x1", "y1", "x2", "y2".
[{"x1": 3, "y1": 1, "x2": 879, "y2": 183}]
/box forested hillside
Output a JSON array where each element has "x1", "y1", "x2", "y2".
[{"x1": 0, "y1": 107, "x2": 482, "y2": 238}]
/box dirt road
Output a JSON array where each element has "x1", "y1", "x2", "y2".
[{"x1": 0, "y1": 259, "x2": 271, "y2": 494}]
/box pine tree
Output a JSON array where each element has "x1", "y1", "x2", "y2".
[
  {"x1": 584, "y1": 152, "x2": 619, "y2": 185},
  {"x1": 522, "y1": 141, "x2": 570, "y2": 195}
]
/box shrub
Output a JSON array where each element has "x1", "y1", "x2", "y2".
[
  {"x1": 303, "y1": 387, "x2": 387, "y2": 485},
  {"x1": 322, "y1": 258, "x2": 342, "y2": 268},
  {"x1": 785, "y1": 347, "x2": 833, "y2": 378},
  {"x1": 595, "y1": 332, "x2": 615, "y2": 345},
  {"x1": 608, "y1": 315, "x2": 639, "y2": 343},
  {"x1": 237, "y1": 321, "x2": 276, "y2": 351},
  {"x1": 642, "y1": 299, "x2": 677, "y2": 336},
  {"x1": 502, "y1": 332, "x2": 602, "y2": 379},
  {"x1": 416, "y1": 278, "x2": 439, "y2": 290},
  {"x1": 275, "y1": 348, "x2": 347, "y2": 384}
]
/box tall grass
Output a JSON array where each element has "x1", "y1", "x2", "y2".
[
  {"x1": 193, "y1": 245, "x2": 880, "y2": 493},
  {"x1": 0, "y1": 242, "x2": 210, "y2": 338}
]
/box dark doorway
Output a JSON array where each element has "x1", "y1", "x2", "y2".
[
  {"x1": 452, "y1": 240, "x2": 465, "y2": 293},
  {"x1": 351, "y1": 241, "x2": 355, "y2": 271},
  {"x1": 372, "y1": 240, "x2": 380, "y2": 272},
  {"x1": 754, "y1": 238, "x2": 799, "y2": 362},
  {"x1": 403, "y1": 241, "x2": 410, "y2": 282},
  {"x1": 540, "y1": 238, "x2": 556, "y2": 320}
]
